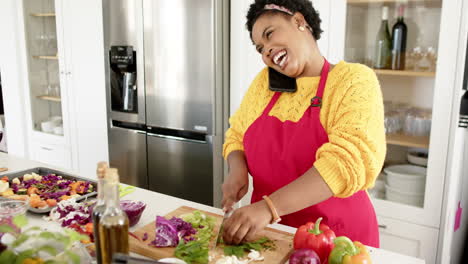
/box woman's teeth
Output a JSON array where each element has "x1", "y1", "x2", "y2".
[{"x1": 273, "y1": 50, "x2": 287, "y2": 68}]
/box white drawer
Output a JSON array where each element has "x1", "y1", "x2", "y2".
[
  {"x1": 377, "y1": 215, "x2": 439, "y2": 264},
  {"x1": 31, "y1": 142, "x2": 72, "y2": 170}
]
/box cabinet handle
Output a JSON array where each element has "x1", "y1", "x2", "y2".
[
  {"x1": 378, "y1": 224, "x2": 387, "y2": 229},
  {"x1": 41, "y1": 147, "x2": 53, "y2": 151}
]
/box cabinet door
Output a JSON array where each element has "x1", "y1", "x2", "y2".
[
  {"x1": 56, "y1": 0, "x2": 109, "y2": 175},
  {"x1": 31, "y1": 142, "x2": 71, "y2": 169},
  {"x1": 331, "y1": 0, "x2": 465, "y2": 228},
  {"x1": 378, "y1": 215, "x2": 439, "y2": 264}
]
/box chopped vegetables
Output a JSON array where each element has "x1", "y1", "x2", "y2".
[
  {"x1": 48, "y1": 198, "x2": 92, "y2": 226},
  {"x1": 150, "y1": 216, "x2": 196, "y2": 247},
  {"x1": 174, "y1": 240, "x2": 209, "y2": 264},
  {"x1": 173, "y1": 211, "x2": 216, "y2": 264},
  {"x1": 0, "y1": 173, "x2": 95, "y2": 209},
  {"x1": 215, "y1": 250, "x2": 264, "y2": 264},
  {"x1": 181, "y1": 210, "x2": 216, "y2": 243},
  {"x1": 223, "y1": 237, "x2": 275, "y2": 258}
]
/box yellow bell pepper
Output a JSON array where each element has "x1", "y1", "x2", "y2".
[{"x1": 328, "y1": 236, "x2": 372, "y2": 264}]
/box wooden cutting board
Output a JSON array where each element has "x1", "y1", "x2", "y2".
[{"x1": 129, "y1": 206, "x2": 293, "y2": 263}]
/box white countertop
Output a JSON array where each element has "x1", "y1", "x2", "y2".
[{"x1": 0, "y1": 153, "x2": 425, "y2": 264}]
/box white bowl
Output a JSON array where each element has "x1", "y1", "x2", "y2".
[
  {"x1": 53, "y1": 126, "x2": 63, "y2": 135},
  {"x1": 385, "y1": 184, "x2": 424, "y2": 207},
  {"x1": 50, "y1": 116, "x2": 62, "y2": 126},
  {"x1": 41, "y1": 121, "x2": 55, "y2": 133},
  {"x1": 384, "y1": 164, "x2": 426, "y2": 194},
  {"x1": 407, "y1": 148, "x2": 428, "y2": 167}
]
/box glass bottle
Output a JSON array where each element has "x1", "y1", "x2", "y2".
[
  {"x1": 374, "y1": 6, "x2": 392, "y2": 69},
  {"x1": 97, "y1": 168, "x2": 129, "y2": 264},
  {"x1": 93, "y1": 161, "x2": 109, "y2": 264},
  {"x1": 391, "y1": 4, "x2": 408, "y2": 70}
]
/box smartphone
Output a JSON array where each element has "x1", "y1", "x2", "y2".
[{"x1": 268, "y1": 67, "x2": 297, "y2": 93}]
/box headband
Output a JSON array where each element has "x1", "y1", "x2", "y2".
[{"x1": 264, "y1": 4, "x2": 293, "y2": 15}]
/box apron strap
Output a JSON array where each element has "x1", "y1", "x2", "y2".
[
  {"x1": 311, "y1": 58, "x2": 330, "y2": 108},
  {"x1": 262, "y1": 92, "x2": 282, "y2": 116}
]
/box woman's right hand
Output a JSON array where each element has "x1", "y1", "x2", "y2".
[{"x1": 222, "y1": 151, "x2": 249, "y2": 212}]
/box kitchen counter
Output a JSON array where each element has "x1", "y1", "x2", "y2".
[{"x1": 0, "y1": 153, "x2": 426, "y2": 264}]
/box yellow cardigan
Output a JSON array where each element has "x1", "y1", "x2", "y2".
[{"x1": 223, "y1": 61, "x2": 386, "y2": 198}]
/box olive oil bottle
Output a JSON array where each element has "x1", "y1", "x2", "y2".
[
  {"x1": 97, "y1": 168, "x2": 129, "y2": 264},
  {"x1": 93, "y1": 161, "x2": 108, "y2": 264}
]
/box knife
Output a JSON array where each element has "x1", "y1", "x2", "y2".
[{"x1": 211, "y1": 207, "x2": 234, "y2": 250}]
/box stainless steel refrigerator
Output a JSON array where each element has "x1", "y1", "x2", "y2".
[{"x1": 103, "y1": 0, "x2": 229, "y2": 206}]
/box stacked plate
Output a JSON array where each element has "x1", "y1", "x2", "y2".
[{"x1": 384, "y1": 164, "x2": 427, "y2": 207}]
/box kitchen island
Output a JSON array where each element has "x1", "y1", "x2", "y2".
[{"x1": 0, "y1": 152, "x2": 425, "y2": 264}]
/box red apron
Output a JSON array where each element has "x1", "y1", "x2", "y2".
[{"x1": 243, "y1": 59, "x2": 379, "y2": 247}]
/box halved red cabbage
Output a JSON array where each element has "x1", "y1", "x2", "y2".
[
  {"x1": 120, "y1": 200, "x2": 146, "y2": 227},
  {"x1": 149, "y1": 216, "x2": 196, "y2": 247}
]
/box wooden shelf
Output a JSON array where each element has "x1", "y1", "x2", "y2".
[
  {"x1": 374, "y1": 69, "x2": 435, "y2": 77},
  {"x1": 30, "y1": 13, "x2": 55, "y2": 17},
  {"x1": 386, "y1": 133, "x2": 429, "y2": 148},
  {"x1": 37, "y1": 95, "x2": 61, "y2": 102},
  {"x1": 33, "y1": 55, "x2": 58, "y2": 60}
]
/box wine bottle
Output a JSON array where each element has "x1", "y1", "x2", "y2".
[
  {"x1": 93, "y1": 161, "x2": 109, "y2": 264},
  {"x1": 98, "y1": 168, "x2": 129, "y2": 264},
  {"x1": 374, "y1": 6, "x2": 392, "y2": 69},
  {"x1": 391, "y1": 4, "x2": 408, "y2": 70}
]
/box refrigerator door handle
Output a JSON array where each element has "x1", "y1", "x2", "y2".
[
  {"x1": 111, "y1": 123, "x2": 146, "y2": 135},
  {"x1": 147, "y1": 133, "x2": 207, "y2": 145}
]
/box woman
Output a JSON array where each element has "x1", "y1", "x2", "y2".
[{"x1": 221, "y1": 0, "x2": 386, "y2": 247}]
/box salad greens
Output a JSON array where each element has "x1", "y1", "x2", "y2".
[
  {"x1": 174, "y1": 240, "x2": 209, "y2": 264},
  {"x1": 181, "y1": 210, "x2": 216, "y2": 244},
  {"x1": 0, "y1": 214, "x2": 89, "y2": 264},
  {"x1": 223, "y1": 237, "x2": 275, "y2": 258},
  {"x1": 174, "y1": 211, "x2": 216, "y2": 264}
]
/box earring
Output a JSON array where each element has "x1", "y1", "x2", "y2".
[{"x1": 299, "y1": 26, "x2": 305, "y2": 31}]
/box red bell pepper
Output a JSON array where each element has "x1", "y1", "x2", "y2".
[
  {"x1": 293, "y1": 217, "x2": 336, "y2": 263},
  {"x1": 328, "y1": 236, "x2": 372, "y2": 264}
]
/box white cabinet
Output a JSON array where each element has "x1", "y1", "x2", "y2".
[
  {"x1": 327, "y1": 0, "x2": 464, "y2": 227},
  {"x1": 31, "y1": 141, "x2": 71, "y2": 169},
  {"x1": 378, "y1": 215, "x2": 439, "y2": 264},
  {"x1": 10, "y1": 0, "x2": 108, "y2": 176}
]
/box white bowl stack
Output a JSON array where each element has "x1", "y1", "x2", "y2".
[{"x1": 384, "y1": 164, "x2": 427, "y2": 207}]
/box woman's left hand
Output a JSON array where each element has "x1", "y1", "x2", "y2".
[{"x1": 222, "y1": 200, "x2": 273, "y2": 245}]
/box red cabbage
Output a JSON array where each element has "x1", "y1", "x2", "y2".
[
  {"x1": 120, "y1": 200, "x2": 146, "y2": 227},
  {"x1": 149, "y1": 216, "x2": 196, "y2": 247},
  {"x1": 22, "y1": 179, "x2": 40, "y2": 188},
  {"x1": 151, "y1": 216, "x2": 180, "y2": 247}
]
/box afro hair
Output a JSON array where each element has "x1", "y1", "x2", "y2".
[{"x1": 246, "y1": 0, "x2": 323, "y2": 40}]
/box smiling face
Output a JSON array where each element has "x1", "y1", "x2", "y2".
[{"x1": 252, "y1": 12, "x2": 315, "y2": 78}]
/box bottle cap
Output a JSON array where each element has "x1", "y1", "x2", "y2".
[
  {"x1": 96, "y1": 161, "x2": 109, "y2": 179},
  {"x1": 105, "y1": 168, "x2": 120, "y2": 184},
  {"x1": 382, "y1": 6, "x2": 389, "y2": 20}
]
